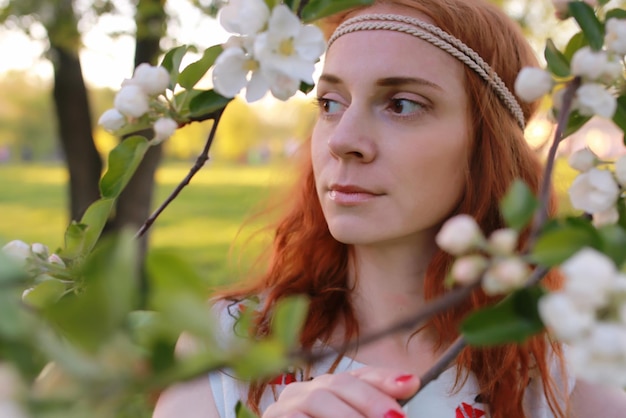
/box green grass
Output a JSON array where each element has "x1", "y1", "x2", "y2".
[
  {"x1": 0, "y1": 159, "x2": 579, "y2": 286},
  {"x1": 0, "y1": 161, "x2": 295, "y2": 286}
]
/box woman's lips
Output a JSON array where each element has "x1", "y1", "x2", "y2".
[{"x1": 328, "y1": 185, "x2": 382, "y2": 205}]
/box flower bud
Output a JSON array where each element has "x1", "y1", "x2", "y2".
[
  {"x1": 568, "y1": 168, "x2": 620, "y2": 214},
  {"x1": 575, "y1": 83, "x2": 617, "y2": 118},
  {"x1": 562, "y1": 247, "x2": 616, "y2": 309},
  {"x1": 450, "y1": 255, "x2": 488, "y2": 285},
  {"x1": 114, "y1": 85, "x2": 150, "y2": 118},
  {"x1": 514, "y1": 67, "x2": 553, "y2": 103},
  {"x1": 487, "y1": 228, "x2": 519, "y2": 255},
  {"x1": 567, "y1": 148, "x2": 598, "y2": 172},
  {"x1": 152, "y1": 117, "x2": 178, "y2": 144},
  {"x1": 615, "y1": 155, "x2": 626, "y2": 187},
  {"x1": 435, "y1": 214, "x2": 484, "y2": 255},
  {"x1": 2, "y1": 240, "x2": 31, "y2": 263},
  {"x1": 482, "y1": 256, "x2": 529, "y2": 295},
  {"x1": 98, "y1": 108, "x2": 126, "y2": 132},
  {"x1": 592, "y1": 206, "x2": 619, "y2": 227},
  {"x1": 131, "y1": 63, "x2": 170, "y2": 96},
  {"x1": 47, "y1": 253, "x2": 65, "y2": 267},
  {"x1": 538, "y1": 292, "x2": 595, "y2": 342},
  {"x1": 605, "y1": 18, "x2": 626, "y2": 56},
  {"x1": 30, "y1": 243, "x2": 49, "y2": 258}
]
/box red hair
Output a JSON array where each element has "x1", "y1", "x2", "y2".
[{"x1": 217, "y1": 1, "x2": 567, "y2": 416}]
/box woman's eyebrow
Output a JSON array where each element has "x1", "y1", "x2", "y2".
[
  {"x1": 376, "y1": 76, "x2": 443, "y2": 91},
  {"x1": 317, "y1": 74, "x2": 443, "y2": 91}
]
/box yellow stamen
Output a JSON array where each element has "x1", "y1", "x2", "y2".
[
  {"x1": 244, "y1": 59, "x2": 260, "y2": 72},
  {"x1": 279, "y1": 38, "x2": 295, "y2": 56}
]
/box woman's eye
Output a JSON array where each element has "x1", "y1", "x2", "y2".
[
  {"x1": 316, "y1": 98, "x2": 343, "y2": 115},
  {"x1": 388, "y1": 98, "x2": 423, "y2": 115}
]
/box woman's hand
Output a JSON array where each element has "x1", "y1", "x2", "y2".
[{"x1": 262, "y1": 367, "x2": 420, "y2": 418}]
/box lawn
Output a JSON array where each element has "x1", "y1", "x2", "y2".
[
  {"x1": 0, "y1": 161, "x2": 296, "y2": 287},
  {"x1": 0, "y1": 159, "x2": 577, "y2": 286}
]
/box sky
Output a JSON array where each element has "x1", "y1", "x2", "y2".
[{"x1": 0, "y1": 0, "x2": 231, "y2": 89}]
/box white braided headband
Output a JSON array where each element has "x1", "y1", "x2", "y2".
[{"x1": 327, "y1": 14, "x2": 526, "y2": 130}]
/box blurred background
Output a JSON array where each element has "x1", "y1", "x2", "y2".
[{"x1": 0, "y1": 0, "x2": 624, "y2": 289}]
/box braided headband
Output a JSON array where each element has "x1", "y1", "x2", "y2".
[{"x1": 328, "y1": 14, "x2": 526, "y2": 130}]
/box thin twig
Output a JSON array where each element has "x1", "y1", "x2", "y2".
[
  {"x1": 296, "y1": 280, "x2": 482, "y2": 365},
  {"x1": 135, "y1": 110, "x2": 224, "y2": 239},
  {"x1": 527, "y1": 77, "x2": 581, "y2": 249}
]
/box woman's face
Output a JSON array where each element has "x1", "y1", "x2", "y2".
[{"x1": 311, "y1": 8, "x2": 471, "y2": 249}]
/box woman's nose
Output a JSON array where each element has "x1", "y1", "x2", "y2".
[{"x1": 326, "y1": 106, "x2": 377, "y2": 163}]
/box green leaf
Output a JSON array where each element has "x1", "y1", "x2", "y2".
[
  {"x1": 62, "y1": 222, "x2": 88, "y2": 259},
  {"x1": 568, "y1": 1, "x2": 604, "y2": 51},
  {"x1": 46, "y1": 231, "x2": 139, "y2": 352},
  {"x1": 178, "y1": 45, "x2": 223, "y2": 89},
  {"x1": 606, "y1": 8, "x2": 626, "y2": 21},
  {"x1": 299, "y1": 81, "x2": 315, "y2": 95},
  {"x1": 78, "y1": 198, "x2": 116, "y2": 256},
  {"x1": 612, "y1": 95, "x2": 626, "y2": 137},
  {"x1": 544, "y1": 39, "x2": 570, "y2": 78},
  {"x1": 235, "y1": 401, "x2": 258, "y2": 418},
  {"x1": 300, "y1": 0, "x2": 375, "y2": 23},
  {"x1": 264, "y1": 0, "x2": 280, "y2": 10},
  {"x1": 461, "y1": 286, "x2": 546, "y2": 346},
  {"x1": 530, "y1": 220, "x2": 601, "y2": 266},
  {"x1": 563, "y1": 32, "x2": 588, "y2": 61},
  {"x1": 23, "y1": 279, "x2": 67, "y2": 309},
  {"x1": 100, "y1": 136, "x2": 150, "y2": 199},
  {"x1": 271, "y1": 296, "x2": 309, "y2": 347},
  {"x1": 160, "y1": 45, "x2": 196, "y2": 89},
  {"x1": 499, "y1": 180, "x2": 538, "y2": 231},
  {"x1": 563, "y1": 110, "x2": 592, "y2": 138},
  {"x1": 231, "y1": 340, "x2": 288, "y2": 380},
  {"x1": 0, "y1": 252, "x2": 27, "y2": 286},
  {"x1": 189, "y1": 90, "x2": 232, "y2": 117},
  {"x1": 597, "y1": 224, "x2": 626, "y2": 266}
]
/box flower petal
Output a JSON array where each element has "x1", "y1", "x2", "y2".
[
  {"x1": 268, "y1": 5, "x2": 301, "y2": 37},
  {"x1": 245, "y1": 71, "x2": 270, "y2": 102},
  {"x1": 295, "y1": 25, "x2": 326, "y2": 60},
  {"x1": 212, "y1": 48, "x2": 249, "y2": 98}
]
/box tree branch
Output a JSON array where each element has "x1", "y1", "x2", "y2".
[{"x1": 135, "y1": 109, "x2": 224, "y2": 239}]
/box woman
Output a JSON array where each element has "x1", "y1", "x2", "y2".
[{"x1": 154, "y1": 0, "x2": 626, "y2": 417}]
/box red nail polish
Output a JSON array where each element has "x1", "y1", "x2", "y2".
[
  {"x1": 383, "y1": 410, "x2": 405, "y2": 418},
  {"x1": 394, "y1": 374, "x2": 414, "y2": 384}
]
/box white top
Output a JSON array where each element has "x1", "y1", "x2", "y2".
[{"x1": 208, "y1": 300, "x2": 575, "y2": 418}]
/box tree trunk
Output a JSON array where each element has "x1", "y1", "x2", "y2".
[
  {"x1": 106, "y1": 0, "x2": 167, "y2": 302},
  {"x1": 51, "y1": 46, "x2": 102, "y2": 221}
]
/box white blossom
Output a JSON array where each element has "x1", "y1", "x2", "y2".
[
  {"x1": 571, "y1": 47, "x2": 622, "y2": 83},
  {"x1": 98, "y1": 109, "x2": 126, "y2": 132},
  {"x1": 615, "y1": 155, "x2": 626, "y2": 187},
  {"x1": 152, "y1": 117, "x2": 178, "y2": 144},
  {"x1": 538, "y1": 292, "x2": 595, "y2": 342},
  {"x1": 127, "y1": 63, "x2": 170, "y2": 96},
  {"x1": 561, "y1": 247, "x2": 617, "y2": 309},
  {"x1": 568, "y1": 148, "x2": 598, "y2": 172},
  {"x1": 568, "y1": 324, "x2": 626, "y2": 387},
  {"x1": 605, "y1": 18, "x2": 626, "y2": 56},
  {"x1": 450, "y1": 255, "x2": 488, "y2": 285},
  {"x1": 487, "y1": 228, "x2": 519, "y2": 255},
  {"x1": 514, "y1": 67, "x2": 553, "y2": 103},
  {"x1": 435, "y1": 214, "x2": 484, "y2": 255},
  {"x1": 254, "y1": 5, "x2": 325, "y2": 86},
  {"x1": 575, "y1": 82, "x2": 617, "y2": 118},
  {"x1": 568, "y1": 168, "x2": 620, "y2": 214},
  {"x1": 212, "y1": 46, "x2": 269, "y2": 102},
  {"x1": 114, "y1": 85, "x2": 150, "y2": 118},
  {"x1": 482, "y1": 257, "x2": 530, "y2": 295},
  {"x1": 219, "y1": 0, "x2": 270, "y2": 36},
  {"x1": 592, "y1": 206, "x2": 619, "y2": 227},
  {"x1": 2, "y1": 240, "x2": 31, "y2": 264}
]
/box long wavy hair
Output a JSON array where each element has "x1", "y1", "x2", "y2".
[{"x1": 217, "y1": 0, "x2": 567, "y2": 417}]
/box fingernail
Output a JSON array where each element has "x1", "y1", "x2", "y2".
[
  {"x1": 383, "y1": 410, "x2": 405, "y2": 418},
  {"x1": 394, "y1": 374, "x2": 414, "y2": 384}
]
